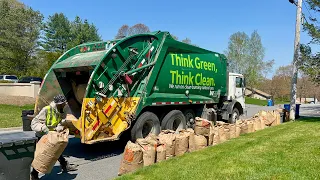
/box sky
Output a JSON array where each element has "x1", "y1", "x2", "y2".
[{"x1": 20, "y1": 0, "x2": 316, "y2": 78}]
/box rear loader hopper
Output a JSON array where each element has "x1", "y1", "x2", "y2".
[{"x1": 33, "y1": 31, "x2": 244, "y2": 144}]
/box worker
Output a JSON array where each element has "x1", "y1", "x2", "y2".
[{"x1": 30, "y1": 94, "x2": 78, "y2": 180}]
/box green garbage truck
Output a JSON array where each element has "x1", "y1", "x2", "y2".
[{"x1": 30, "y1": 31, "x2": 246, "y2": 144}]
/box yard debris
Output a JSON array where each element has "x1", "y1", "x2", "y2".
[
  {"x1": 192, "y1": 134, "x2": 207, "y2": 151},
  {"x1": 218, "y1": 126, "x2": 227, "y2": 142},
  {"x1": 174, "y1": 130, "x2": 190, "y2": 156},
  {"x1": 118, "y1": 110, "x2": 284, "y2": 176},
  {"x1": 235, "y1": 124, "x2": 241, "y2": 137},
  {"x1": 136, "y1": 138, "x2": 156, "y2": 166},
  {"x1": 118, "y1": 141, "x2": 143, "y2": 176},
  {"x1": 229, "y1": 124, "x2": 236, "y2": 139},
  {"x1": 31, "y1": 129, "x2": 69, "y2": 174},
  {"x1": 156, "y1": 144, "x2": 166, "y2": 163},
  {"x1": 158, "y1": 130, "x2": 176, "y2": 159},
  {"x1": 194, "y1": 117, "x2": 211, "y2": 136}
]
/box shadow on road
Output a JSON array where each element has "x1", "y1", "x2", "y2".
[
  {"x1": 41, "y1": 169, "x2": 78, "y2": 180},
  {"x1": 39, "y1": 131, "x2": 131, "y2": 179},
  {"x1": 62, "y1": 131, "x2": 130, "y2": 161}
]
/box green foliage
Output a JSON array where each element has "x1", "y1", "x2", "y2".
[
  {"x1": 225, "y1": 30, "x2": 274, "y2": 88},
  {"x1": 0, "y1": 0, "x2": 43, "y2": 77},
  {"x1": 118, "y1": 118, "x2": 320, "y2": 180},
  {"x1": 42, "y1": 13, "x2": 71, "y2": 52},
  {"x1": 245, "y1": 97, "x2": 267, "y2": 106},
  {"x1": 67, "y1": 16, "x2": 102, "y2": 49},
  {"x1": 42, "y1": 14, "x2": 102, "y2": 52},
  {"x1": 299, "y1": 0, "x2": 320, "y2": 83}
]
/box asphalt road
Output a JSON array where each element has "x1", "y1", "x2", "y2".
[{"x1": 2, "y1": 104, "x2": 320, "y2": 180}]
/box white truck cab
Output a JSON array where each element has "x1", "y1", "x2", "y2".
[
  {"x1": 228, "y1": 73, "x2": 246, "y2": 110},
  {"x1": 219, "y1": 72, "x2": 246, "y2": 123}
]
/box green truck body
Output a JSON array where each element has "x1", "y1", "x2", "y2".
[{"x1": 32, "y1": 31, "x2": 244, "y2": 144}]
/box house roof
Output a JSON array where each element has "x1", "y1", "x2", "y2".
[{"x1": 246, "y1": 87, "x2": 272, "y2": 98}]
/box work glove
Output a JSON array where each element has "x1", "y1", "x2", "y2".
[
  {"x1": 41, "y1": 126, "x2": 49, "y2": 135},
  {"x1": 55, "y1": 125, "x2": 65, "y2": 132}
]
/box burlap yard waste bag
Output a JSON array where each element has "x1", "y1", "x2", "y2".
[
  {"x1": 31, "y1": 129, "x2": 69, "y2": 174},
  {"x1": 192, "y1": 134, "x2": 207, "y2": 151},
  {"x1": 136, "y1": 138, "x2": 156, "y2": 166},
  {"x1": 212, "y1": 126, "x2": 220, "y2": 145},
  {"x1": 247, "y1": 120, "x2": 255, "y2": 133},
  {"x1": 158, "y1": 130, "x2": 176, "y2": 159},
  {"x1": 235, "y1": 124, "x2": 241, "y2": 138},
  {"x1": 218, "y1": 126, "x2": 227, "y2": 143},
  {"x1": 156, "y1": 144, "x2": 166, "y2": 163},
  {"x1": 271, "y1": 110, "x2": 281, "y2": 126},
  {"x1": 229, "y1": 124, "x2": 236, "y2": 139},
  {"x1": 118, "y1": 141, "x2": 143, "y2": 176},
  {"x1": 254, "y1": 118, "x2": 261, "y2": 131},
  {"x1": 208, "y1": 125, "x2": 214, "y2": 145},
  {"x1": 175, "y1": 130, "x2": 190, "y2": 156},
  {"x1": 240, "y1": 121, "x2": 249, "y2": 134},
  {"x1": 194, "y1": 117, "x2": 211, "y2": 136},
  {"x1": 187, "y1": 129, "x2": 197, "y2": 152},
  {"x1": 258, "y1": 111, "x2": 275, "y2": 126}
]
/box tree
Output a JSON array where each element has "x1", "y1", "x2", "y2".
[
  {"x1": 224, "y1": 30, "x2": 274, "y2": 88},
  {"x1": 171, "y1": 34, "x2": 179, "y2": 40},
  {"x1": 182, "y1": 38, "x2": 191, "y2": 44},
  {"x1": 115, "y1": 25, "x2": 130, "y2": 39},
  {"x1": 42, "y1": 13, "x2": 71, "y2": 52},
  {"x1": 115, "y1": 23, "x2": 150, "y2": 38},
  {"x1": 224, "y1": 32, "x2": 249, "y2": 74},
  {"x1": 67, "y1": 16, "x2": 101, "y2": 49},
  {"x1": 0, "y1": 0, "x2": 43, "y2": 76},
  {"x1": 299, "y1": 0, "x2": 320, "y2": 83}
]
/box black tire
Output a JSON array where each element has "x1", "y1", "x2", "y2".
[
  {"x1": 229, "y1": 108, "x2": 240, "y2": 124},
  {"x1": 161, "y1": 110, "x2": 186, "y2": 132},
  {"x1": 183, "y1": 109, "x2": 195, "y2": 129},
  {"x1": 131, "y1": 111, "x2": 160, "y2": 142}
]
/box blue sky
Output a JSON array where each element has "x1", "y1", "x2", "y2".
[{"x1": 21, "y1": 0, "x2": 315, "y2": 78}]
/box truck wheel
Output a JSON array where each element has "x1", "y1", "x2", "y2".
[
  {"x1": 161, "y1": 110, "x2": 186, "y2": 132},
  {"x1": 229, "y1": 108, "x2": 240, "y2": 124},
  {"x1": 183, "y1": 109, "x2": 195, "y2": 129},
  {"x1": 131, "y1": 111, "x2": 160, "y2": 142}
]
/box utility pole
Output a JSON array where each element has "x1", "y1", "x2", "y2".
[{"x1": 289, "y1": 0, "x2": 302, "y2": 120}]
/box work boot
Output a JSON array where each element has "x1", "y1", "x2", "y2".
[
  {"x1": 30, "y1": 173, "x2": 39, "y2": 180},
  {"x1": 30, "y1": 168, "x2": 39, "y2": 180},
  {"x1": 60, "y1": 162, "x2": 79, "y2": 173}
]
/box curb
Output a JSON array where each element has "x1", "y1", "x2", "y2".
[{"x1": 0, "y1": 126, "x2": 22, "y2": 132}]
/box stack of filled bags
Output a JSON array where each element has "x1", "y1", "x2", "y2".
[{"x1": 118, "y1": 110, "x2": 283, "y2": 176}]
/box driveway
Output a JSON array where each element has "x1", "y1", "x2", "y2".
[{"x1": 1, "y1": 104, "x2": 319, "y2": 180}]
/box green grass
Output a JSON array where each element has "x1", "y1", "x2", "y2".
[
  {"x1": 274, "y1": 99, "x2": 290, "y2": 105},
  {"x1": 117, "y1": 118, "x2": 320, "y2": 180},
  {"x1": 0, "y1": 104, "x2": 34, "y2": 128},
  {"x1": 245, "y1": 97, "x2": 290, "y2": 106},
  {"x1": 245, "y1": 97, "x2": 268, "y2": 106}
]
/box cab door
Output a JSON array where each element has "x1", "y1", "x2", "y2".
[{"x1": 235, "y1": 76, "x2": 245, "y2": 109}]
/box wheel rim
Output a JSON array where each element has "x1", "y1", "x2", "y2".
[
  {"x1": 142, "y1": 119, "x2": 154, "y2": 138},
  {"x1": 185, "y1": 112, "x2": 194, "y2": 128},
  {"x1": 232, "y1": 112, "x2": 238, "y2": 123},
  {"x1": 172, "y1": 118, "x2": 183, "y2": 131}
]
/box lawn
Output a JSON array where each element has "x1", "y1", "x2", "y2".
[
  {"x1": 0, "y1": 104, "x2": 34, "y2": 128},
  {"x1": 245, "y1": 97, "x2": 290, "y2": 106},
  {"x1": 117, "y1": 118, "x2": 320, "y2": 180},
  {"x1": 245, "y1": 97, "x2": 268, "y2": 106}
]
